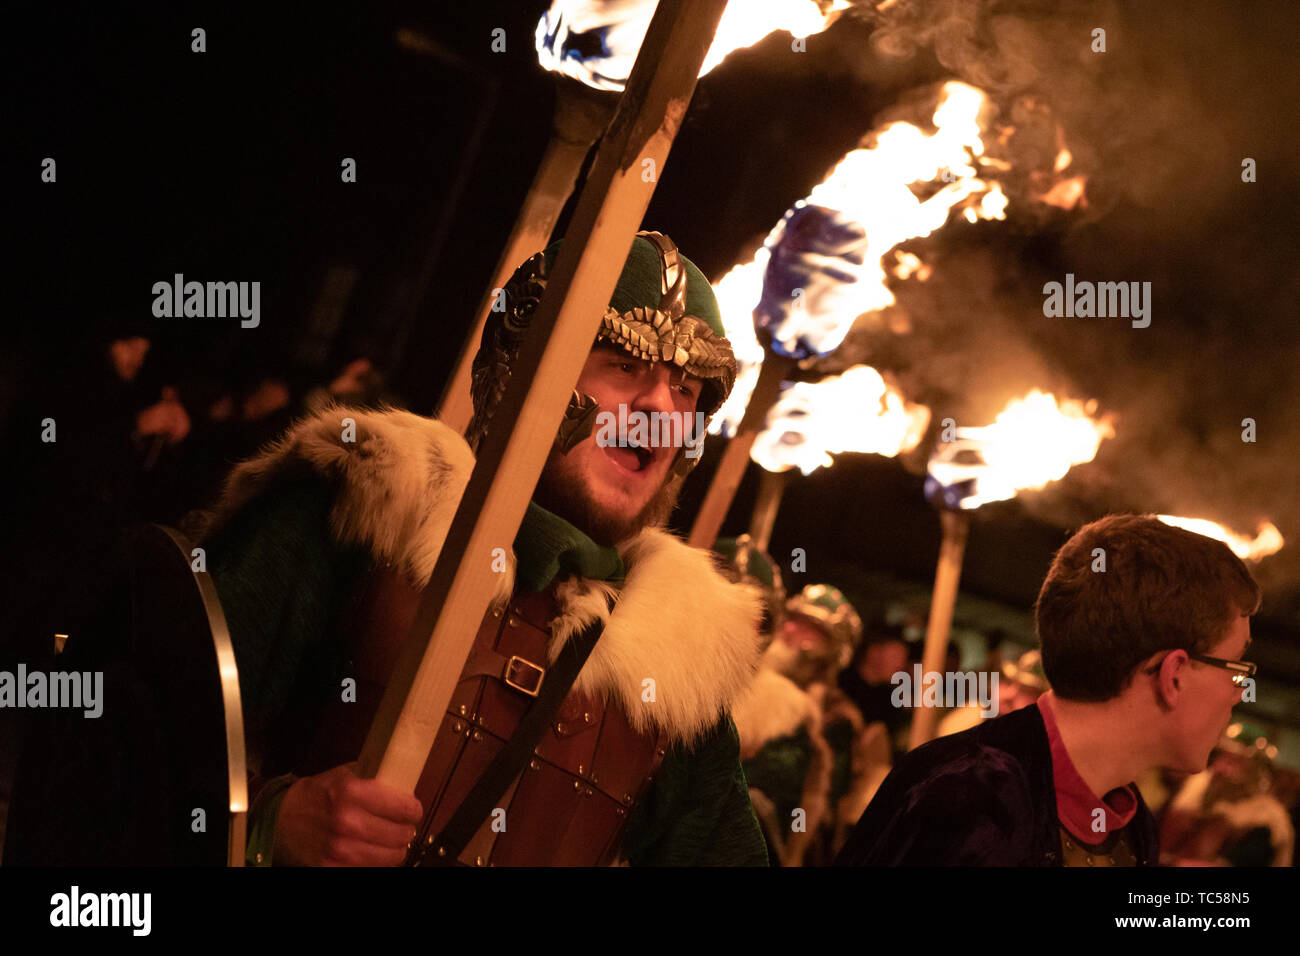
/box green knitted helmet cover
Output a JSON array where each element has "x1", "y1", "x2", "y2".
[{"x1": 540, "y1": 235, "x2": 728, "y2": 339}]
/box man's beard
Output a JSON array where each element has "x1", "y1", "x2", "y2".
[{"x1": 533, "y1": 449, "x2": 685, "y2": 547}]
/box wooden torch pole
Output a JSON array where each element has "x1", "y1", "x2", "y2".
[
  {"x1": 748, "y1": 468, "x2": 789, "y2": 552},
  {"x1": 358, "y1": 0, "x2": 730, "y2": 790},
  {"x1": 687, "y1": 353, "x2": 796, "y2": 549},
  {"x1": 436, "y1": 82, "x2": 617, "y2": 434},
  {"x1": 907, "y1": 508, "x2": 971, "y2": 751}
]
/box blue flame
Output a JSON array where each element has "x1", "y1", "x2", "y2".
[
  {"x1": 753, "y1": 202, "x2": 869, "y2": 360},
  {"x1": 926, "y1": 438, "x2": 991, "y2": 511},
  {"x1": 535, "y1": 2, "x2": 650, "y2": 93}
]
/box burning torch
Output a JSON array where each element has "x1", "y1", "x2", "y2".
[
  {"x1": 691, "y1": 81, "x2": 1012, "y2": 549},
  {"x1": 911, "y1": 390, "x2": 1115, "y2": 749},
  {"x1": 744, "y1": 364, "x2": 931, "y2": 549}
]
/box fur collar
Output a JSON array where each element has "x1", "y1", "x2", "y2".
[
  {"x1": 730, "y1": 667, "x2": 816, "y2": 757},
  {"x1": 203, "y1": 404, "x2": 762, "y2": 746}
]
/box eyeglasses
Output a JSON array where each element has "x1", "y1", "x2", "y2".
[
  {"x1": 1144, "y1": 652, "x2": 1257, "y2": 685},
  {"x1": 1187, "y1": 653, "x2": 1256, "y2": 686}
]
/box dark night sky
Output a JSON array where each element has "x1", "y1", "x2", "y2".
[{"x1": 8, "y1": 2, "x2": 1300, "y2": 726}]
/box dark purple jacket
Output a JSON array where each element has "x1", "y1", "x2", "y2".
[{"x1": 834, "y1": 703, "x2": 1160, "y2": 866}]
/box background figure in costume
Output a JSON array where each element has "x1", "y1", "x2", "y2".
[
  {"x1": 1161, "y1": 723, "x2": 1294, "y2": 867},
  {"x1": 730, "y1": 576, "x2": 889, "y2": 865},
  {"x1": 935, "y1": 648, "x2": 1049, "y2": 739}
]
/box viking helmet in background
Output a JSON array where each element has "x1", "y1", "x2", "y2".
[
  {"x1": 713, "y1": 534, "x2": 786, "y2": 643},
  {"x1": 771, "y1": 583, "x2": 863, "y2": 687},
  {"x1": 1002, "y1": 648, "x2": 1049, "y2": 695}
]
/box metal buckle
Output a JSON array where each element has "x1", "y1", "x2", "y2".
[{"x1": 504, "y1": 655, "x2": 546, "y2": 697}]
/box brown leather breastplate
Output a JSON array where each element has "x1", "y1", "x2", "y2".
[{"x1": 304, "y1": 566, "x2": 666, "y2": 866}]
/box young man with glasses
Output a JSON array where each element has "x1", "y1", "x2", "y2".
[{"x1": 837, "y1": 513, "x2": 1261, "y2": 866}]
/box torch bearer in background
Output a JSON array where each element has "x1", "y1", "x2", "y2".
[
  {"x1": 910, "y1": 390, "x2": 1115, "y2": 749},
  {"x1": 437, "y1": 0, "x2": 850, "y2": 433}
]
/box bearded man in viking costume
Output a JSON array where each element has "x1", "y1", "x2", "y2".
[{"x1": 199, "y1": 232, "x2": 768, "y2": 866}]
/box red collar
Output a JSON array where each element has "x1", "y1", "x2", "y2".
[{"x1": 1037, "y1": 692, "x2": 1138, "y2": 843}]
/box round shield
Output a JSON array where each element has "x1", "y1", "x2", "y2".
[{"x1": 4, "y1": 524, "x2": 246, "y2": 865}]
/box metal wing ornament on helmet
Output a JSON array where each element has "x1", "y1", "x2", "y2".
[{"x1": 466, "y1": 251, "x2": 548, "y2": 453}]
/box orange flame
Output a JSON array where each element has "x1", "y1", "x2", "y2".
[
  {"x1": 1156, "y1": 516, "x2": 1284, "y2": 563},
  {"x1": 713, "y1": 82, "x2": 1005, "y2": 434},
  {"x1": 1037, "y1": 175, "x2": 1087, "y2": 210},
  {"x1": 1033, "y1": 134, "x2": 1087, "y2": 209},
  {"x1": 928, "y1": 390, "x2": 1114, "y2": 509},
  {"x1": 751, "y1": 365, "x2": 931, "y2": 474},
  {"x1": 710, "y1": 257, "x2": 769, "y2": 435},
  {"x1": 892, "y1": 251, "x2": 931, "y2": 281},
  {"x1": 706, "y1": 0, "x2": 850, "y2": 75}
]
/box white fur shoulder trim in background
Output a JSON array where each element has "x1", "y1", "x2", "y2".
[{"x1": 732, "y1": 668, "x2": 816, "y2": 756}]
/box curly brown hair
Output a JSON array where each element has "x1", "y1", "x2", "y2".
[{"x1": 1035, "y1": 514, "x2": 1261, "y2": 701}]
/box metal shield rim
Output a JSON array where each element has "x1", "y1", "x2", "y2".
[{"x1": 156, "y1": 524, "x2": 248, "y2": 867}]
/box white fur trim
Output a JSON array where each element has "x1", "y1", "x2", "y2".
[
  {"x1": 550, "y1": 530, "x2": 764, "y2": 746},
  {"x1": 731, "y1": 668, "x2": 816, "y2": 757},
  {"x1": 203, "y1": 404, "x2": 514, "y2": 608}
]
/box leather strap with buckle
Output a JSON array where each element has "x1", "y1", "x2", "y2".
[
  {"x1": 461, "y1": 642, "x2": 547, "y2": 699},
  {"x1": 410, "y1": 620, "x2": 604, "y2": 866},
  {"x1": 503, "y1": 655, "x2": 545, "y2": 697}
]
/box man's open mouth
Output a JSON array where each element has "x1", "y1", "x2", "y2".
[{"x1": 604, "y1": 442, "x2": 654, "y2": 473}]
